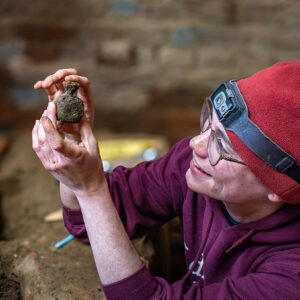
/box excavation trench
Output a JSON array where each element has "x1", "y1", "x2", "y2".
[
  {"x1": 0, "y1": 133, "x2": 154, "y2": 299},
  {"x1": 0, "y1": 191, "x2": 23, "y2": 300}
]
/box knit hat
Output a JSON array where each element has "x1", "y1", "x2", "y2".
[{"x1": 226, "y1": 61, "x2": 300, "y2": 204}]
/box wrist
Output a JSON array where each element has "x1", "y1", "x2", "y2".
[
  {"x1": 60, "y1": 182, "x2": 81, "y2": 209},
  {"x1": 73, "y1": 178, "x2": 110, "y2": 202}
]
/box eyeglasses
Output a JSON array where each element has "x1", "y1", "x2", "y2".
[{"x1": 200, "y1": 98, "x2": 246, "y2": 167}]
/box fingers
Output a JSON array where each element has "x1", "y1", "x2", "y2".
[
  {"x1": 65, "y1": 74, "x2": 93, "y2": 103},
  {"x1": 65, "y1": 75, "x2": 93, "y2": 102},
  {"x1": 44, "y1": 68, "x2": 78, "y2": 88},
  {"x1": 64, "y1": 74, "x2": 90, "y2": 88},
  {"x1": 32, "y1": 120, "x2": 55, "y2": 169},
  {"x1": 34, "y1": 81, "x2": 43, "y2": 89},
  {"x1": 33, "y1": 114, "x2": 85, "y2": 174},
  {"x1": 34, "y1": 68, "x2": 78, "y2": 89},
  {"x1": 79, "y1": 117, "x2": 98, "y2": 155},
  {"x1": 55, "y1": 81, "x2": 64, "y2": 91},
  {"x1": 34, "y1": 68, "x2": 78, "y2": 101},
  {"x1": 65, "y1": 74, "x2": 94, "y2": 125},
  {"x1": 45, "y1": 101, "x2": 57, "y2": 129},
  {"x1": 41, "y1": 116, "x2": 82, "y2": 159},
  {"x1": 34, "y1": 80, "x2": 58, "y2": 101},
  {"x1": 32, "y1": 120, "x2": 40, "y2": 152}
]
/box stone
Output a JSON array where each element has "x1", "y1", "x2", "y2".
[{"x1": 54, "y1": 81, "x2": 84, "y2": 123}]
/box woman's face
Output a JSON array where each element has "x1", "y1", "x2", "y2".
[{"x1": 185, "y1": 109, "x2": 270, "y2": 204}]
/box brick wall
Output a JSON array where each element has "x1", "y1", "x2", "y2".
[{"x1": 0, "y1": 0, "x2": 299, "y2": 144}]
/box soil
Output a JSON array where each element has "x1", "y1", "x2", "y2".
[
  {"x1": 0, "y1": 132, "x2": 154, "y2": 299},
  {"x1": 0, "y1": 272, "x2": 22, "y2": 300}
]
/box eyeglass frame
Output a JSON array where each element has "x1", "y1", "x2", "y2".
[{"x1": 200, "y1": 98, "x2": 246, "y2": 167}]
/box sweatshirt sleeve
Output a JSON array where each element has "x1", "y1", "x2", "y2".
[
  {"x1": 102, "y1": 248, "x2": 300, "y2": 300},
  {"x1": 62, "y1": 137, "x2": 192, "y2": 243}
]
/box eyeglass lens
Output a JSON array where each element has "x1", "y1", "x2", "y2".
[
  {"x1": 200, "y1": 98, "x2": 212, "y2": 133},
  {"x1": 208, "y1": 130, "x2": 223, "y2": 166},
  {"x1": 200, "y1": 98, "x2": 245, "y2": 166}
]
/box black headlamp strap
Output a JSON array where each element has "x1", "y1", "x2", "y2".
[{"x1": 210, "y1": 81, "x2": 300, "y2": 184}]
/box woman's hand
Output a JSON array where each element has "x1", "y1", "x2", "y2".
[
  {"x1": 34, "y1": 69, "x2": 94, "y2": 140},
  {"x1": 32, "y1": 101, "x2": 104, "y2": 197}
]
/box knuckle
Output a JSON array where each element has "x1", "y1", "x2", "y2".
[
  {"x1": 55, "y1": 160, "x2": 66, "y2": 169},
  {"x1": 46, "y1": 159, "x2": 58, "y2": 171},
  {"x1": 56, "y1": 70, "x2": 64, "y2": 77},
  {"x1": 82, "y1": 77, "x2": 90, "y2": 85},
  {"x1": 45, "y1": 75, "x2": 53, "y2": 82},
  {"x1": 51, "y1": 74, "x2": 58, "y2": 82},
  {"x1": 39, "y1": 137, "x2": 46, "y2": 145},
  {"x1": 60, "y1": 161, "x2": 67, "y2": 169},
  {"x1": 48, "y1": 164, "x2": 56, "y2": 172},
  {"x1": 44, "y1": 161, "x2": 51, "y2": 170},
  {"x1": 32, "y1": 144, "x2": 40, "y2": 152},
  {"x1": 52, "y1": 140, "x2": 64, "y2": 151}
]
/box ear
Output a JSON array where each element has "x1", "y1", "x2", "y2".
[{"x1": 267, "y1": 193, "x2": 283, "y2": 203}]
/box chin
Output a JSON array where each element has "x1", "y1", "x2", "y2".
[{"x1": 185, "y1": 169, "x2": 211, "y2": 195}]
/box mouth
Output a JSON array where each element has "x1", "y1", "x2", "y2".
[{"x1": 192, "y1": 158, "x2": 211, "y2": 177}]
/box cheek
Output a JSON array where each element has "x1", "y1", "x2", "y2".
[
  {"x1": 243, "y1": 171, "x2": 270, "y2": 196},
  {"x1": 186, "y1": 163, "x2": 269, "y2": 202},
  {"x1": 216, "y1": 167, "x2": 269, "y2": 201},
  {"x1": 210, "y1": 167, "x2": 246, "y2": 199}
]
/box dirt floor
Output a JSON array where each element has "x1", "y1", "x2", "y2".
[{"x1": 0, "y1": 132, "x2": 154, "y2": 299}]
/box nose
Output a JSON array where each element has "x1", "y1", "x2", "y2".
[{"x1": 190, "y1": 130, "x2": 210, "y2": 157}]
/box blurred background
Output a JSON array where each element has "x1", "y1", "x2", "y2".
[
  {"x1": 0, "y1": 0, "x2": 299, "y2": 143},
  {"x1": 0, "y1": 0, "x2": 299, "y2": 299}
]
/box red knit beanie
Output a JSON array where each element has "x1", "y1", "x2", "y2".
[{"x1": 226, "y1": 61, "x2": 300, "y2": 204}]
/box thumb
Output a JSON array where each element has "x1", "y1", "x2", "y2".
[
  {"x1": 46, "y1": 101, "x2": 57, "y2": 128},
  {"x1": 42, "y1": 116, "x2": 80, "y2": 158},
  {"x1": 79, "y1": 116, "x2": 98, "y2": 155}
]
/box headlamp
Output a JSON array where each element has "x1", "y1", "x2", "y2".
[{"x1": 209, "y1": 81, "x2": 300, "y2": 183}]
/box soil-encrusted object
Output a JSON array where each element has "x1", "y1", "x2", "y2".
[{"x1": 54, "y1": 81, "x2": 84, "y2": 123}]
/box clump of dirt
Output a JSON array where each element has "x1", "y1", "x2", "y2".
[
  {"x1": 0, "y1": 273, "x2": 22, "y2": 300},
  {"x1": 54, "y1": 81, "x2": 83, "y2": 123}
]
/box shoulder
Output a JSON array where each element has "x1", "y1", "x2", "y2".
[{"x1": 165, "y1": 137, "x2": 193, "y2": 165}]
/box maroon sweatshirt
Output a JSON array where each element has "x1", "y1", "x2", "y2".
[{"x1": 63, "y1": 138, "x2": 300, "y2": 300}]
